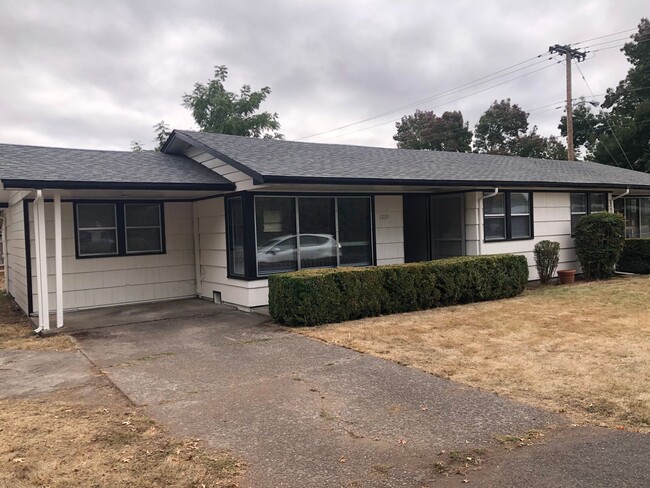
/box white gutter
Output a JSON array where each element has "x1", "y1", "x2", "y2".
[
  {"x1": 611, "y1": 188, "x2": 630, "y2": 201},
  {"x1": 481, "y1": 188, "x2": 500, "y2": 201},
  {"x1": 0, "y1": 215, "x2": 6, "y2": 293},
  {"x1": 610, "y1": 188, "x2": 630, "y2": 213},
  {"x1": 477, "y1": 188, "x2": 499, "y2": 256}
]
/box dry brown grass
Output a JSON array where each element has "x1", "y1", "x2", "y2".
[
  {"x1": 0, "y1": 390, "x2": 242, "y2": 487},
  {"x1": 0, "y1": 293, "x2": 75, "y2": 351},
  {"x1": 300, "y1": 276, "x2": 650, "y2": 432},
  {"x1": 0, "y1": 273, "x2": 242, "y2": 487}
]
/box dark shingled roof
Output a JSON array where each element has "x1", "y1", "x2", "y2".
[
  {"x1": 172, "y1": 130, "x2": 650, "y2": 190},
  {"x1": 0, "y1": 143, "x2": 234, "y2": 190}
]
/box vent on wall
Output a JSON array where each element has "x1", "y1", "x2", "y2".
[{"x1": 213, "y1": 291, "x2": 222, "y2": 304}]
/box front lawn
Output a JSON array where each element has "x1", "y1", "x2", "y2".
[
  {"x1": 0, "y1": 290, "x2": 243, "y2": 487},
  {"x1": 300, "y1": 276, "x2": 650, "y2": 432}
]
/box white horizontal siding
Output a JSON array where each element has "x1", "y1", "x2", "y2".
[
  {"x1": 184, "y1": 147, "x2": 256, "y2": 191},
  {"x1": 196, "y1": 197, "x2": 268, "y2": 309},
  {"x1": 375, "y1": 195, "x2": 404, "y2": 265},
  {"x1": 5, "y1": 200, "x2": 28, "y2": 312},
  {"x1": 30, "y1": 201, "x2": 197, "y2": 313},
  {"x1": 480, "y1": 192, "x2": 580, "y2": 280}
]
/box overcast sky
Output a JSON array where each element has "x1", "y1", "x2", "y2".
[{"x1": 0, "y1": 1, "x2": 646, "y2": 152}]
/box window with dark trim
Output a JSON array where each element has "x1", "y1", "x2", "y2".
[
  {"x1": 570, "y1": 192, "x2": 608, "y2": 235},
  {"x1": 614, "y1": 196, "x2": 650, "y2": 238},
  {"x1": 483, "y1": 192, "x2": 533, "y2": 241},
  {"x1": 224, "y1": 194, "x2": 374, "y2": 279},
  {"x1": 226, "y1": 197, "x2": 245, "y2": 277},
  {"x1": 75, "y1": 202, "x2": 165, "y2": 258}
]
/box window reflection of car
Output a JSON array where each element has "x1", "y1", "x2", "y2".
[{"x1": 257, "y1": 234, "x2": 341, "y2": 267}]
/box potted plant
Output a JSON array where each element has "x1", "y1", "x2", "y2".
[{"x1": 557, "y1": 268, "x2": 577, "y2": 285}]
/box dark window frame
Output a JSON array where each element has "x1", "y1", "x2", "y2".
[
  {"x1": 570, "y1": 192, "x2": 608, "y2": 236},
  {"x1": 483, "y1": 191, "x2": 534, "y2": 242},
  {"x1": 73, "y1": 201, "x2": 166, "y2": 259},
  {"x1": 615, "y1": 196, "x2": 650, "y2": 239},
  {"x1": 224, "y1": 192, "x2": 376, "y2": 281}
]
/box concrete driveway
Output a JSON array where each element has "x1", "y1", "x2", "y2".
[{"x1": 75, "y1": 306, "x2": 649, "y2": 487}]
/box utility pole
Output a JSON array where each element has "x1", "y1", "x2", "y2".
[{"x1": 549, "y1": 44, "x2": 587, "y2": 161}]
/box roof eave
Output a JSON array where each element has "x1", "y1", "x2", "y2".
[
  {"x1": 259, "y1": 175, "x2": 648, "y2": 190},
  {"x1": 0, "y1": 179, "x2": 236, "y2": 192}
]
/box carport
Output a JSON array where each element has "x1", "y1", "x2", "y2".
[{"x1": 37, "y1": 298, "x2": 231, "y2": 335}]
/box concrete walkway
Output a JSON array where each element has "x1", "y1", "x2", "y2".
[
  {"x1": 74, "y1": 308, "x2": 570, "y2": 487},
  {"x1": 0, "y1": 349, "x2": 95, "y2": 398}
]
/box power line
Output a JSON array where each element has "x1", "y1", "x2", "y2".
[
  {"x1": 297, "y1": 26, "x2": 639, "y2": 143},
  {"x1": 296, "y1": 53, "x2": 560, "y2": 141},
  {"x1": 569, "y1": 28, "x2": 636, "y2": 46},
  {"x1": 581, "y1": 36, "x2": 633, "y2": 49},
  {"x1": 315, "y1": 61, "x2": 563, "y2": 142},
  {"x1": 589, "y1": 37, "x2": 650, "y2": 54},
  {"x1": 574, "y1": 61, "x2": 632, "y2": 169}
]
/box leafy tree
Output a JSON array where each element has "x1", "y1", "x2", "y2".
[
  {"x1": 393, "y1": 110, "x2": 472, "y2": 151},
  {"x1": 559, "y1": 98, "x2": 602, "y2": 160},
  {"x1": 474, "y1": 99, "x2": 529, "y2": 154},
  {"x1": 511, "y1": 128, "x2": 567, "y2": 160},
  {"x1": 130, "y1": 140, "x2": 144, "y2": 152},
  {"x1": 153, "y1": 120, "x2": 171, "y2": 151},
  {"x1": 591, "y1": 18, "x2": 650, "y2": 172},
  {"x1": 474, "y1": 99, "x2": 566, "y2": 159},
  {"x1": 182, "y1": 65, "x2": 283, "y2": 139}
]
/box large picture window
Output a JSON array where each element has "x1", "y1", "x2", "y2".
[
  {"x1": 75, "y1": 202, "x2": 165, "y2": 258},
  {"x1": 571, "y1": 192, "x2": 607, "y2": 235},
  {"x1": 483, "y1": 192, "x2": 533, "y2": 241},
  {"x1": 234, "y1": 195, "x2": 373, "y2": 278}
]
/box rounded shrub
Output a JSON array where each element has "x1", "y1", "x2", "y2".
[
  {"x1": 574, "y1": 212, "x2": 625, "y2": 279},
  {"x1": 533, "y1": 240, "x2": 560, "y2": 284}
]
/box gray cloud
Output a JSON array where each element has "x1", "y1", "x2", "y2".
[{"x1": 0, "y1": 0, "x2": 646, "y2": 152}]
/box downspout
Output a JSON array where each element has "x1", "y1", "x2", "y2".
[
  {"x1": 478, "y1": 188, "x2": 499, "y2": 256},
  {"x1": 33, "y1": 191, "x2": 44, "y2": 334},
  {"x1": 612, "y1": 187, "x2": 631, "y2": 274},
  {"x1": 612, "y1": 188, "x2": 630, "y2": 207},
  {"x1": 0, "y1": 215, "x2": 6, "y2": 293}
]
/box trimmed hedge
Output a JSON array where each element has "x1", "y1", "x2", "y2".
[
  {"x1": 618, "y1": 239, "x2": 650, "y2": 274},
  {"x1": 268, "y1": 254, "x2": 529, "y2": 326}
]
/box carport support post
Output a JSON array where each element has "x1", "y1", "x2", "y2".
[
  {"x1": 193, "y1": 201, "x2": 201, "y2": 296},
  {"x1": 54, "y1": 193, "x2": 64, "y2": 328},
  {"x1": 33, "y1": 191, "x2": 50, "y2": 331}
]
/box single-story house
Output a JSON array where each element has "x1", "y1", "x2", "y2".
[{"x1": 1, "y1": 130, "x2": 649, "y2": 331}]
